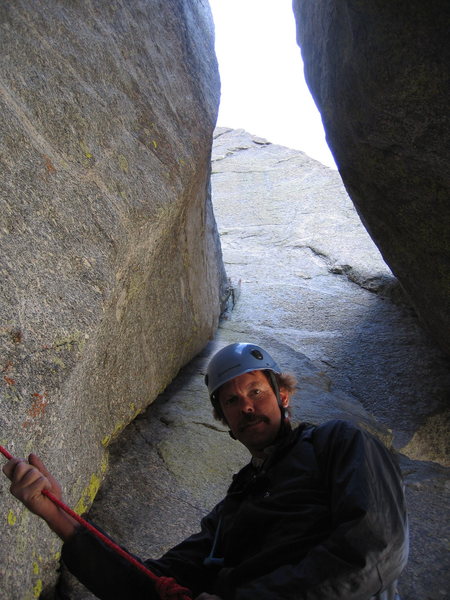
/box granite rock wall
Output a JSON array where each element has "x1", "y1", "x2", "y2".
[
  {"x1": 0, "y1": 1, "x2": 224, "y2": 597},
  {"x1": 293, "y1": 0, "x2": 450, "y2": 356}
]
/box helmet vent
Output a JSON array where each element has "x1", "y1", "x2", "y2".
[{"x1": 250, "y1": 349, "x2": 264, "y2": 360}]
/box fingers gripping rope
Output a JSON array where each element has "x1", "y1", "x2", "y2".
[{"x1": 0, "y1": 445, "x2": 192, "y2": 600}]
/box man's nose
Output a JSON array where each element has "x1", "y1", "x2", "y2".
[{"x1": 238, "y1": 395, "x2": 254, "y2": 413}]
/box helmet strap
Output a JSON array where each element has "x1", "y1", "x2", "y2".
[{"x1": 267, "y1": 371, "x2": 284, "y2": 413}]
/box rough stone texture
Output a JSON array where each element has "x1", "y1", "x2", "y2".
[
  {"x1": 0, "y1": 1, "x2": 224, "y2": 598},
  {"x1": 293, "y1": 0, "x2": 450, "y2": 357},
  {"x1": 212, "y1": 129, "x2": 450, "y2": 463},
  {"x1": 59, "y1": 130, "x2": 449, "y2": 600}
]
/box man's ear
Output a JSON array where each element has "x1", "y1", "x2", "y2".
[{"x1": 280, "y1": 388, "x2": 290, "y2": 408}]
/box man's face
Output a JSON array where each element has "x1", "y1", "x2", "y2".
[{"x1": 218, "y1": 370, "x2": 289, "y2": 458}]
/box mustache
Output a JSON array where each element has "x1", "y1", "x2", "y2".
[{"x1": 238, "y1": 414, "x2": 270, "y2": 432}]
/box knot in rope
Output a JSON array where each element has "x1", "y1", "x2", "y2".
[{"x1": 155, "y1": 575, "x2": 192, "y2": 600}]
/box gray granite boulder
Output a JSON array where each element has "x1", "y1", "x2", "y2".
[
  {"x1": 293, "y1": 0, "x2": 450, "y2": 357},
  {"x1": 0, "y1": 1, "x2": 224, "y2": 597}
]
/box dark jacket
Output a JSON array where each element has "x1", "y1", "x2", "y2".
[{"x1": 62, "y1": 420, "x2": 408, "y2": 599}]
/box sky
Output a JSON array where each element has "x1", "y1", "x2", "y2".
[{"x1": 208, "y1": 0, "x2": 337, "y2": 169}]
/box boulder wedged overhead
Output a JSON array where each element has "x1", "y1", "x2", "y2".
[
  {"x1": 293, "y1": 0, "x2": 450, "y2": 356},
  {"x1": 0, "y1": 1, "x2": 224, "y2": 596}
]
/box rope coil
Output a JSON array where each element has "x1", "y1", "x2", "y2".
[{"x1": 0, "y1": 445, "x2": 192, "y2": 600}]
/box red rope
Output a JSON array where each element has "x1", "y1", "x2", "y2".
[{"x1": 0, "y1": 445, "x2": 192, "y2": 600}]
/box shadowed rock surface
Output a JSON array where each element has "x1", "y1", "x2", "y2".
[
  {"x1": 59, "y1": 130, "x2": 449, "y2": 600},
  {"x1": 293, "y1": 0, "x2": 450, "y2": 357},
  {"x1": 0, "y1": 1, "x2": 223, "y2": 597}
]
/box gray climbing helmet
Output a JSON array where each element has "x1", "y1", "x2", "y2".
[{"x1": 205, "y1": 343, "x2": 281, "y2": 402}]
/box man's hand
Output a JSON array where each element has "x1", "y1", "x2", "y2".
[
  {"x1": 2, "y1": 453, "x2": 78, "y2": 541},
  {"x1": 194, "y1": 595, "x2": 223, "y2": 600},
  {"x1": 3, "y1": 454, "x2": 61, "y2": 517}
]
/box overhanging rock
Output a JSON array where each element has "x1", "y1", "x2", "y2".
[{"x1": 293, "y1": 0, "x2": 450, "y2": 356}]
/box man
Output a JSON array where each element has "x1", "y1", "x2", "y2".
[{"x1": 3, "y1": 343, "x2": 408, "y2": 599}]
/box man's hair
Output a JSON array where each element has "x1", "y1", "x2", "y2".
[{"x1": 212, "y1": 370, "x2": 298, "y2": 425}]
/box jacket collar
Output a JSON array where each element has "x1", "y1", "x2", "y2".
[{"x1": 227, "y1": 422, "x2": 310, "y2": 495}]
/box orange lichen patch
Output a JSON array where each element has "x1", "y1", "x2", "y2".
[
  {"x1": 44, "y1": 155, "x2": 57, "y2": 174},
  {"x1": 3, "y1": 376, "x2": 16, "y2": 385},
  {"x1": 21, "y1": 393, "x2": 50, "y2": 429},
  {"x1": 27, "y1": 393, "x2": 49, "y2": 418}
]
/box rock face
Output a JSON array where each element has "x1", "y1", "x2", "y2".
[
  {"x1": 59, "y1": 130, "x2": 449, "y2": 600},
  {"x1": 293, "y1": 0, "x2": 450, "y2": 357},
  {"x1": 0, "y1": 1, "x2": 224, "y2": 597}
]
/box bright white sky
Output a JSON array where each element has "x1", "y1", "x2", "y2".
[{"x1": 208, "y1": 0, "x2": 336, "y2": 169}]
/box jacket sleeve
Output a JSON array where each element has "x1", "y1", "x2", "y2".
[
  {"x1": 146, "y1": 500, "x2": 224, "y2": 596},
  {"x1": 61, "y1": 525, "x2": 161, "y2": 600},
  {"x1": 221, "y1": 420, "x2": 408, "y2": 600},
  {"x1": 61, "y1": 501, "x2": 223, "y2": 599}
]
